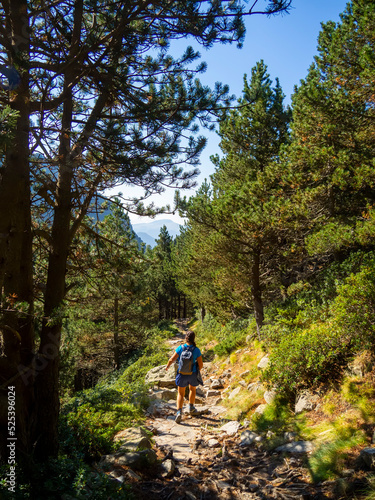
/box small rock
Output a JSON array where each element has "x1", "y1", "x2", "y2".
[
  {"x1": 240, "y1": 370, "x2": 250, "y2": 379},
  {"x1": 284, "y1": 431, "x2": 297, "y2": 442},
  {"x1": 247, "y1": 483, "x2": 259, "y2": 492},
  {"x1": 264, "y1": 389, "x2": 277, "y2": 404},
  {"x1": 240, "y1": 430, "x2": 259, "y2": 446},
  {"x1": 275, "y1": 441, "x2": 314, "y2": 453},
  {"x1": 228, "y1": 387, "x2": 241, "y2": 399},
  {"x1": 206, "y1": 389, "x2": 221, "y2": 397},
  {"x1": 211, "y1": 379, "x2": 224, "y2": 389},
  {"x1": 207, "y1": 438, "x2": 220, "y2": 448},
  {"x1": 257, "y1": 355, "x2": 269, "y2": 370},
  {"x1": 239, "y1": 380, "x2": 247, "y2": 387},
  {"x1": 126, "y1": 470, "x2": 142, "y2": 481},
  {"x1": 247, "y1": 382, "x2": 263, "y2": 392},
  {"x1": 196, "y1": 387, "x2": 205, "y2": 397},
  {"x1": 341, "y1": 468, "x2": 355, "y2": 477},
  {"x1": 216, "y1": 480, "x2": 232, "y2": 490},
  {"x1": 220, "y1": 421, "x2": 241, "y2": 436},
  {"x1": 160, "y1": 458, "x2": 175, "y2": 478},
  {"x1": 295, "y1": 390, "x2": 320, "y2": 414},
  {"x1": 254, "y1": 404, "x2": 267, "y2": 415}
]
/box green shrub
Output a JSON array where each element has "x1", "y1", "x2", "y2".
[
  {"x1": 60, "y1": 385, "x2": 148, "y2": 459},
  {"x1": 332, "y1": 262, "x2": 375, "y2": 353},
  {"x1": 263, "y1": 321, "x2": 353, "y2": 395},
  {"x1": 213, "y1": 319, "x2": 251, "y2": 356},
  {"x1": 0, "y1": 457, "x2": 133, "y2": 499},
  {"x1": 60, "y1": 327, "x2": 169, "y2": 459}
]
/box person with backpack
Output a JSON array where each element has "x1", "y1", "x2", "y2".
[{"x1": 165, "y1": 331, "x2": 203, "y2": 423}]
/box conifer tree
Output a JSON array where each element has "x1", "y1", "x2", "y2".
[
  {"x1": 185, "y1": 62, "x2": 291, "y2": 334},
  {"x1": 287, "y1": 0, "x2": 375, "y2": 257}
]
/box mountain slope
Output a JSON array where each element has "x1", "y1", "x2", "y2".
[{"x1": 132, "y1": 219, "x2": 182, "y2": 247}]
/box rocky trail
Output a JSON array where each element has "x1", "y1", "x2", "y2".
[{"x1": 100, "y1": 324, "x2": 340, "y2": 500}]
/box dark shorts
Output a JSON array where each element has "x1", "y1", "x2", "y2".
[{"x1": 176, "y1": 372, "x2": 199, "y2": 388}]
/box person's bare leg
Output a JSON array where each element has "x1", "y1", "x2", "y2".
[
  {"x1": 188, "y1": 385, "x2": 196, "y2": 404},
  {"x1": 175, "y1": 386, "x2": 186, "y2": 423},
  {"x1": 177, "y1": 386, "x2": 185, "y2": 410}
]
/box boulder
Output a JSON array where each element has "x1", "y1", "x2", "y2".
[
  {"x1": 114, "y1": 426, "x2": 152, "y2": 451},
  {"x1": 117, "y1": 449, "x2": 158, "y2": 469},
  {"x1": 145, "y1": 364, "x2": 176, "y2": 388},
  {"x1": 359, "y1": 448, "x2": 375, "y2": 469},
  {"x1": 150, "y1": 388, "x2": 177, "y2": 401}
]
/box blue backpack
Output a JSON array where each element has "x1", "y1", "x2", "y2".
[{"x1": 178, "y1": 345, "x2": 196, "y2": 375}]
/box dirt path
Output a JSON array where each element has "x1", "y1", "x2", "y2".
[{"x1": 129, "y1": 324, "x2": 335, "y2": 500}]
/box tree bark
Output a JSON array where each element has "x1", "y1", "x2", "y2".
[
  {"x1": 251, "y1": 248, "x2": 264, "y2": 340},
  {"x1": 114, "y1": 296, "x2": 120, "y2": 370},
  {"x1": 0, "y1": 0, "x2": 35, "y2": 462}
]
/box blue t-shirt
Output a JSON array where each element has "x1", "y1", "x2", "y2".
[{"x1": 176, "y1": 344, "x2": 201, "y2": 373}]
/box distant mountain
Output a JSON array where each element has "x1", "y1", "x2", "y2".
[
  {"x1": 132, "y1": 219, "x2": 182, "y2": 247},
  {"x1": 136, "y1": 232, "x2": 157, "y2": 247}
]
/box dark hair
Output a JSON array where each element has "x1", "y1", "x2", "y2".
[{"x1": 185, "y1": 331, "x2": 196, "y2": 347}]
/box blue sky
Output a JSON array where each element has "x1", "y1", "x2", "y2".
[{"x1": 119, "y1": 0, "x2": 350, "y2": 224}]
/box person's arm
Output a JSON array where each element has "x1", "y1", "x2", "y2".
[
  {"x1": 196, "y1": 355, "x2": 203, "y2": 370},
  {"x1": 166, "y1": 351, "x2": 179, "y2": 370}
]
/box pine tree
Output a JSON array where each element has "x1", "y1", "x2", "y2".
[
  {"x1": 185, "y1": 62, "x2": 291, "y2": 335},
  {"x1": 287, "y1": 0, "x2": 375, "y2": 257}
]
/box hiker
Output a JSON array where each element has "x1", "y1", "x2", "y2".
[{"x1": 165, "y1": 331, "x2": 203, "y2": 423}]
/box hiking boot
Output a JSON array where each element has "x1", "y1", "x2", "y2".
[
  {"x1": 175, "y1": 410, "x2": 182, "y2": 424},
  {"x1": 188, "y1": 405, "x2": 199, "y2": 416}
]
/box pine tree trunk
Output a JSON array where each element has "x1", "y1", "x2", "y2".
[
  {"x1": 33, "y1": 48, "x2": 77, "y2": 457},
  {"x1": 0, "y1": 0, "x2": 35, "y2": 463},
  {"x1": 251, "y1": 248, "x2": 264, "y2": 340},
  {"x1": 114, "y1": 297, "x2": 120, "y2": 370}
]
